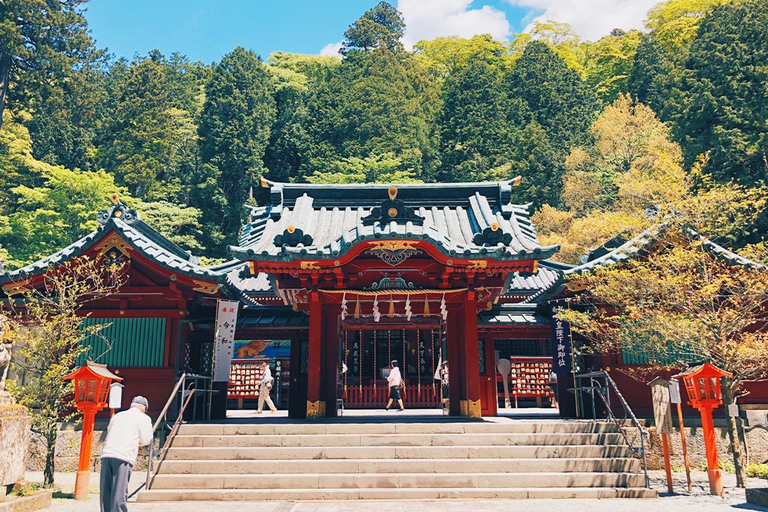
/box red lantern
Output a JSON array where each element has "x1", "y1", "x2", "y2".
[
  {"x1": 64, "y1": 362, "x2": 122, "y2": 500},
  {"x1": 675, "y1": 362, "x2": 731, "y2": 496}
]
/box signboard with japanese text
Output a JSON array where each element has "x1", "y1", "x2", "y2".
[
  {"x1": 549, "y1": 301, "x2": 572, "y2": 374},
  {"x1": 213, "y1": 299, "x2": 239, "y2": 382}
]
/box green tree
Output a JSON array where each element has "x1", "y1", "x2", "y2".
[
  {"x1": 437, "y1": 58, "x2": 519, "y2": 182},
  {"x1": 340, "y1": 1, "x2": 405, "y2": 55},
  {"x1": 507, "y1": 42, "x2": 597, "y2": 153},
  {"x1": 193, "y1": 47, "x2": 276, "y2": 256},
  {"x1": 670, "y1": 0, "x2": 768, "y2": 187},
  {"x1": 414, "y1": 35, "x2": 512, "y2": 80},
  {"x1": 583, "y1": 29, "x2": 642, "y2": 105},
  {"x1": 561, "y1": 222, "x2": 768, "y2": 488},
  {"x1": 304, "y1": 46, "x2": 438, "y2": 181},
  {"x1": 0, "y1": 0, "x2": 94, "y2": 131},
  {"x1": 97, "y1": 52, "x2": 206, "y2": 201},
  {"x1": 7, "y1": 258, "x2": 123, "y2": 486}
]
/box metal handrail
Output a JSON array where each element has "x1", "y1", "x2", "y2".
[
  {"x1": 129, "y1": 372, "x2": 214, "y2": 498},
  {"x1": 575, "y1": 371, "x2": 649, "y2": 489}
]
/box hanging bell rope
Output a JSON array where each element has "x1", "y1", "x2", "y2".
[
  {"x1": 354, "y1": 296, "x2": 361, "y2": 318},
  {"x1": 388, "y1": 295, "x2": 395, "y2": 317},
  {"x1": 424, "y1": 296, "x2": 430, "y2": 317}
]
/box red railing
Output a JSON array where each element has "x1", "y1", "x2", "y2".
[{"x1": 343, "y1": 382, "x2": 440, "y2": 408}]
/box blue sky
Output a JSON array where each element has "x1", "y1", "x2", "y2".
[{"x1": 85, "y1": 0, "x2": 656, "y2": 63}]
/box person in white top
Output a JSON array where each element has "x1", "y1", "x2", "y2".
[
  {"x1": 256, "y1": 362, "x2": 277, "y2": 414},
  {"x1": 385, "y1": 360, "x2": 405, "y2": 412},
  {"x1": 100, "y1": 395, "x2": 152, "y2": 512}
]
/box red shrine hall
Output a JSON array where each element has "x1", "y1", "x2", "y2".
[{"x1": 2, "y1": 179, "x2": 766, "y2": 419}]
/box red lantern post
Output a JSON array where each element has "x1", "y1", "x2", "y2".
[
  {"x1": 64, "y1": 362, "x2": 122, "y2": 500},
  {"x1": 675, "y1": 362, "x2": 731, "y2": 496}
]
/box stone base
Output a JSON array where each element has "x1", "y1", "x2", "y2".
[
  {"x1": 0, "y1": 490, "x2": 53, "y2": 512},
  {"x1": 0, "y1": 405, "x2": 30, "y2": 487},
  {"x1": 746, "y1": 488, "x2": 768, "y2": 509}
]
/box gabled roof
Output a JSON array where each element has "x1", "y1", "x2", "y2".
[
  {"x1": 564, "y1": 224, "x2": 767, "y2": 277},
  {"x1": 0, "y1": 201, "x2": 225, "y2": 289},
  {"x1": 478, "y1": 303, "x2": 548, "y2": 326},
  {"x1": 504, "y1": 260, "x2": 572, "y2": 298},
  {"x1": 231, "y1": 179, "x2": 559, "y2": 263}
]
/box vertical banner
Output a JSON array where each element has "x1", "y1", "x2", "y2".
[
  {"x1": 550, "y1": 300, "x2": 572, "y2": 374},
  {"x1": 213, "y1": 299, "x2": 239, "y2": 382}
]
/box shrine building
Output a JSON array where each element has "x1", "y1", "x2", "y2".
[{"x1": 2, "y1": 179, "x2": 766, "y2": 419}]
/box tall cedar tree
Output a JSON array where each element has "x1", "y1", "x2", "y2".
[
  {"x1": 304, "y1": 3, "x2": 437, "y2": 181},
  {"x1": 341, "y1": 1, "x2": 405, "y2": 55},
  {"x1": 670, "y1": 0, "x2": 768, "y2": 187},
  {"x1": 0, "y1": 0, "x2": 93, "y2": 131},
  {"x1": 438, "y1": 58, "x2": 520, "y2": 182},
  {"x1": 194, "y1": 47, "x2": 276, "y2": 256},
  {"x1": 505, "y1": 42, "x2": 597, "y2": 207}
]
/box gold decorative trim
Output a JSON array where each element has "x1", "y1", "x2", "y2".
[
  {"x1": 388, "y1": 186, "x2": 398, "y2": 200},
  {"x1": 287, "y1": 225, "x2": 296, "y2": 234},
  {"x1": 368, "y1": 240, "x2": 419, "y2": 252},
  {"x1": 3, "y1": 281, "x2": 31, "y2": 296},
  {"x1": 192, "y1": 280, "x2": 219, "y2": 295},
  {"x1": 300, "y1": 260, "x2": 321, "y2": 270},
  {"x1": 306, "y1": 400, "x2": 326, "y2": 420},
  {"x1": 95, "y1": 233, "x2": 133, "y2": 257},
  {"x1": 467, "y1": 260, "x2": 488, "y2": 269},
  {"x1": 461, "y1": 399, "x2": 482, "y2": 418}
]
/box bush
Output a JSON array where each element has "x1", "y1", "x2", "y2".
[{"x1": 747, "y1": 463, "x2": 768, "y2": 479}]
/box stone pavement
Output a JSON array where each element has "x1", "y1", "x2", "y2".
[{"x1": 25, "y1": 470, "x2": 768, "y2": 512}]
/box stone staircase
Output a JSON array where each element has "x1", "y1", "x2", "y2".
[{"x1": 136, "y1": 420, "x2": 657, "y2": 501}]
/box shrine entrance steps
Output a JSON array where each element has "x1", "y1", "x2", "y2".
[{"x1": 136, "y1": 419, "x2": 657, "y2": 501}]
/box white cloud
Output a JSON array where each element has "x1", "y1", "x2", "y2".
[
  {"x1": 320, "y1": 41, "x2": 343, "y2": 57},
  {"x1": 398, "y1": 0, "x2": 511, "y2": 48},
  {"x1": 507, "y1": 0, "x2": 657, "y2": 41}
]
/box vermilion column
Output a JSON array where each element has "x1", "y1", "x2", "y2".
[
  {"x1": 74, "y1": 407, "x2": 97, "y2": 500},
  {"x1": 446, "y1": 309, "x2": 463, "y2": 416},
  {"x1": 306, "y1": 292, "x2": 325, "y2": 419},
  {"x1": 462, "y1": 290, "x2": 482, "y2": 418}
]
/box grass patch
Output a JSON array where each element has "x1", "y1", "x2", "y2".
[{"x1": 747, "y1": 463, "x2": 768, "y2": 479}]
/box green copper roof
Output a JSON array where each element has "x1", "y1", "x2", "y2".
[{"x1": 231, "y1": 179, "x2": 559, "y2": 263}]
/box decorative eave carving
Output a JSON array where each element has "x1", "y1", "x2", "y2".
[
  {"x1": 473, "y1": 222, "x2": 512, "y2": 246},
  {"x1": 361, "y1": 186, "x2": 423, "y2": 225},
  {"x1": 97, "y1": 195, "x2": 140, "y2": 225},
  {"x1": 192, "y1": 280, "x2": 219, "y2": 295},
  {"x1": 274, "y1": 224, "x2": 313, "y2": 247}
]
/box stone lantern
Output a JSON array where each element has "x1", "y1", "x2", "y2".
[
  {"x1": 675, "y1": 361, "x2": 731, "y2": 496},
  {"x1": 64, "y1": 361, "x2": 122, "y2": 500}
]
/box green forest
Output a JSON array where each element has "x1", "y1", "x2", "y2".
[{"x1": 0, "y1": 0, "x2": 766, "y2": 266}]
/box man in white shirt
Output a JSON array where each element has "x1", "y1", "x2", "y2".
[
  {"x1": 385, "y1": 360, "x2": 405, "y2": 411},
  {"x1": 100, "y1": 395, "x2": 153, "y2": 512}
]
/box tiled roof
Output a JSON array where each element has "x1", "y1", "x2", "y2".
[
  {"x1": 504, "y1": 260, "x2": 572, "y2": 298},
  {"x1": 232, "y1": 180, "x2": 559, "y2": 262},
  {"x1": 478, "y1": 303, "x2": 548, "y2": 326},
  {"x1": 0, "y1": 202, "x2": 223, "y2": 286},
  {"x1": 564, "y1": 224, "x2": 767, "y2": 277}
]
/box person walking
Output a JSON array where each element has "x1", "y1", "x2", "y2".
[
  {"x1": 256, "y1": 361, "x2": 277, "y2": 414},
  {"x1": 385, "y1": 360, "x2": 405, "y2": 412},
  {"x1": 100, "y1": 395, "x2": 152, "y2": 512}
]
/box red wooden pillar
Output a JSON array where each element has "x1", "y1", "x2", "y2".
[
  {"x1": 307, "y1": 292, "x2": 325, "y2": 419},
  {"x1": 482, "y1": 332, "x2": 498, "y2": 416},
  {"x1": 446, "y1": 308, "x2": 463, "y2": 416},
  {"x1": 462, "y1": 290, "x2": 482, "y2": 418},
  {"x1": 322, "y1": 306, "x2": 340, "y2": 417}
]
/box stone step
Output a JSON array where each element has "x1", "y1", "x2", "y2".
[
  {"x1": 164, "y1": 444, "x2": 634, "y2": 461},
  {"x1": 137, "y1": 486, "x2": 657, "y2": 501},
  {"x1": 156, "y1": 458, "x2": 641, "y2": 475},
  {"x1": 176, "y1": 421, "x2": 618, "y2": 436},
  {"x1": 150, "y1": 472, "x2": 645, "y2": 490},
  {"x1": 170, "y1": 432, "x2": 626, "y2": 448}
]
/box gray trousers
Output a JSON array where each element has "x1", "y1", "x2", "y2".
[{"x1": 100, "y1": 457, "x2": 132, "y2": 512}]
